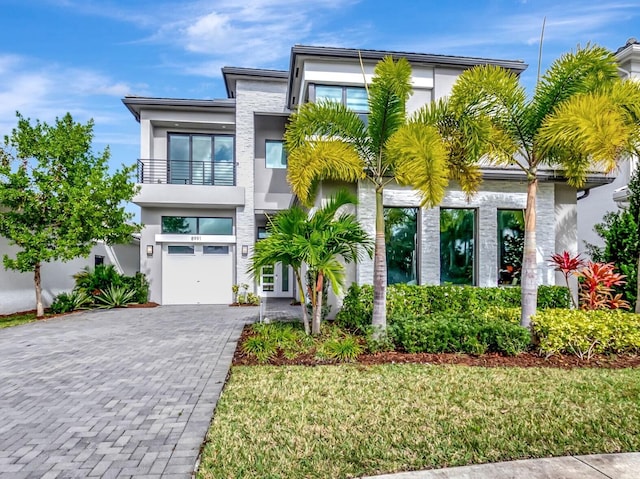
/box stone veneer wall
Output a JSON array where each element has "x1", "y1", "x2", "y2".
[
  {"x1": 234, "y1": 79, "x2": 287, "y2": 290},
  {"x1": 357, "y1": 179, "x2": 560, "y2": 288}
]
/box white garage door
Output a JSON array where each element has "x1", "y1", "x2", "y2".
[{"x1": 162, "y1": 244, "x2": 233, "y2": 305}]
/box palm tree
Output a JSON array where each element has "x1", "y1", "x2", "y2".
[
  {"x1": 449, "y1": 44, "x2": 637, "y2": 327},
  {"x1": 285, "y1": 57, "x2": 489, "y2": 334},
  {"x1": 250, "y1": 189, "x2": 373, "y2": 335}
]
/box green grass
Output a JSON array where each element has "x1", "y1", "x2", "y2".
[
  {"x1": 198, "y1": 364, "x2": 640, "y2": 479},
  {"x1": 0, "y1": 312, "x2": 40, "y2": 329}
]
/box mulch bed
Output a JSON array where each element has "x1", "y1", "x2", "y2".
[{"x1": 233, "y1": 325, "x2": 640, "y2": 369}]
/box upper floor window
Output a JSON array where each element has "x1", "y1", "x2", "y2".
[
  {"x1": 161, "y1": 216, "x2": 233, "y2": 235},
  {"x1": 168, "y1": 133, "x2": 234, "y2": 186},
  {"x1": 314, "y1": 85, "x2": 369, "y2": 113},
  {"x1": 265, "y1": 140, "x2": 287, "y2": 169}
]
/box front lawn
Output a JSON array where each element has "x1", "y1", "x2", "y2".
[
  {"x1": 198, "y1": 364, "x2": 640, "y2": 479},
  {"x1": 0, "y1": 311, "x2": 43, "y2": 329}
]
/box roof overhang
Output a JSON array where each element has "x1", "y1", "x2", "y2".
[
  {"x1": 122, "y1": 97, "x2": 236, "y2": 122},
  {"x1": 221, "y1": 67, "x2": 288, "y2": 99}
]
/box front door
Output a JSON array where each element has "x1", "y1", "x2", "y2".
[{"x1": 260, "y1": 263, "x2": 294, "y2": 298}]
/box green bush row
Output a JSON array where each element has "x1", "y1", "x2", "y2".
[
  {"x1": 388, "y1": 313, "x2": 531, "y2": 356},
  {"x1": 533, "y1": 309, "x2": 640, "y2": 359},
  {"x1": 336, "y1": 283, "x2": 570, "y2": 332}
]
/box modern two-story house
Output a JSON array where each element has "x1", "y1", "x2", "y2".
[{"x1": 123, "y1": 45, "x2": 613, "y2": 306}]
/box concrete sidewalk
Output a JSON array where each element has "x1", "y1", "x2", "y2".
[{"x1": 364, "y1": 452, "x2": 640, "y2": 478}]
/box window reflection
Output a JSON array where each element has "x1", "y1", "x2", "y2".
[
  {"x1": 440, "y1": 208, "x2": 476, "y2": 285},
  {"x1": 498, "y1": 210, "x2": 525, "y2": 285},
  {"x1": 385, "y1": 208, "x2": 418, "y2": 285}
]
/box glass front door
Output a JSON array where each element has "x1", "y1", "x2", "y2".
[{"x1": 260, "y1": 263, "x2": 294, "y2": 298}]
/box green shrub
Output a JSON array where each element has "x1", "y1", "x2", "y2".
[
  {"x1": 243, "y1": 336, "x2": 278, "y2": 363},
  {"x1": 50, "y1": 290, "x2": 92, "y2": 314},
  {"x1": 122, "y1": 272, "x2": 149, "y2": 304},
  {"x1": 94, "y1": 285, "x2": 137, "y2": 309},
  {"x1": 533, "y1": 309, "x2": 640, "y2": 359},
  {"x1": 318, "y1": 335, "x2": 364, "y2": 362},
  {"x1": 389, "y1": 312, "x2": 530, "y2": 356},
  {"x1": 336, "y1": 284, "x2": 570, "y2": 331},
  {"x1": 74, "y1": 265, "x2": 123, "y2": 294}
]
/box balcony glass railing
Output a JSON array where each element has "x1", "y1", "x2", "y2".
[{"x1": 136, "y1": 159, "x2": 235, "y2": 186}]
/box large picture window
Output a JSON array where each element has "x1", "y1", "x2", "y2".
[
  {"x1": 161, "y1": 217, "x2": 232, "y2": 235},
  {"x1": 385, "y1": 208, "x2": 418, "y2": 285},
  {"x1": 168, "y1": 133, "x2": 234, "y2": 186},
  {"x1": 498, "y1": 210, "x2": 525, "y2": 285},
  {"x1": 440, "y1": 208, "x2": 476, "y2": 285}
]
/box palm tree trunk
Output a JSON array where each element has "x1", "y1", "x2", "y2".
[
  {"x1": 372, "y1": 187, "x2": 387, "y2": 336},
  {"x1": 312, "y1": 273, "x2": 323, "y2": 335},
  {"x1": 35, "y1": 262, "x2": 44, "y2": 318},
  {"x1": 294, "y1": 269, "x2": 310, "y2": 334},
  {"x1": 521, "y1": 178, "x2": 538, "y2": 328}
]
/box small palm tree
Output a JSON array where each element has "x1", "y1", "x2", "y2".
[
  {"x1": 449, "y1": 44, "x2": 639, "y2": 327},
  {"x1": 285, "y1": 57, "x2": 489, "y2": 334},
  {"x1": 250, "y1": 190, "x2": 373, "y2": 335}
]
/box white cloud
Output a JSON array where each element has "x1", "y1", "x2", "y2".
[{"x1": 0, "y1": 54, "x2": 142, "y2": 140}]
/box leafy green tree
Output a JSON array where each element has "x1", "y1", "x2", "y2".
[
  {"x1": 449, "y1": 44, "x2": 640, "y2": 327},
  {"x1": 250, "y1": 190, "x2": 373, "y2": 335},
  {"x1": 0, "y1": 113, "x2": 140, "y2": 317},
  {"x1": 285, "y1": 57, "x2": 489, "y2": 334}
]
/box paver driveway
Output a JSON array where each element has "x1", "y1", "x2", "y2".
[{"x1": 0, "y1": 305, "x2": 258, "y2": 478}]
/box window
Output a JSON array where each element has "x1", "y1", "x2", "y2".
[
  {"x1": 314, "y1": 85, "x2": 369, "y2": 124},
  {"x1": 265, "y1": 140, "x2": 287, "y2": 169},
  {"x1": 204, "y1": 245, "x2": 230, "y2": 255},
  {"x1": 498, "y1": 210, "x2": 525, "y2": 285},
  {"x1": 440, "y1": 208, "x2": 476, "y2": 285},
  {"x1": 94, "y1": 255, "x2": 104, "y2": 266},
  {"x1": 161, "y1": 217, "x2": 232, "y2": 235},
  {"x1": 385, "y1": 208, "x2": 418, "y2": 285},
  {"x1": 168, "y1": 245, "x2": 195, "y2": 255},
  {"x1": 168, "y1": 133, "x2": 234, "y2": 186},
  {"x1": 257, "y1": 226, "x2": 269, "y2": 240}
]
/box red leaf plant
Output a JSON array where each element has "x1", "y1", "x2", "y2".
[
  {"x1": 575, "y1": 261, "x2": 630, "y2": 310},
  {"x1": 548, "y1": 251, "x2": 585, "y2": 308}
]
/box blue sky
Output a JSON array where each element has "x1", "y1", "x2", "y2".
[{"x1": 1, "y1": 0, "x2": 639, "y2": 200}]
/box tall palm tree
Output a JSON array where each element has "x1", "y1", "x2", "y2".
[
  {"x1": 285, "y1": 57, "x2": 489, "y2": 334},
  {"x1": 250, "y1": 189, "x2": 373, "y2": 335},
  {"x1": 449, "y1": 44, "x2": 637, "y2": 327}
]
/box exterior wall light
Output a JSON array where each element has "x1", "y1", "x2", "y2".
[
  {"x1": 241, "y1": 245, "x2": 249, "y2": 256},
  {"x1": 146, "y1": 245, "x2": 154, "y2": 257}
]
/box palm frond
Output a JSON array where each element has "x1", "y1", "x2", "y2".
[
  {"x1": 286, "y1": 140, "x2": 365, "y2": 205},
  {"x1": 449, "y1": 64, "x2": 530, "y2": 156},
  {"x1": 538, "y1": 91, "x2": 636, "y2": 186},
  {"x1": 387, "y1": 123, "x2": 449, "y2": 207},
  {"x1": 367, "y1": 56, "x2": 412, "y2": 166},
  {"x1": 530, "y1": 44, "x2": 618, "y2": 135}
]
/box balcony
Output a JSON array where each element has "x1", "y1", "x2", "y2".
[
  {"x1": 136, "y1": 159, "x2": 235, "y2": 186},
  {"x1": 134, "y1": 159, "x2": 244, "y2": 209}
]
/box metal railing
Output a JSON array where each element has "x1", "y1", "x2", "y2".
[{"x1": 136, "y1": 159, "x2": 235, "y2": 186}]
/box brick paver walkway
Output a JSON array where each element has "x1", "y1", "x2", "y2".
[{"x1": 0, "y1": 305, "x2": 261, "y2": 478}]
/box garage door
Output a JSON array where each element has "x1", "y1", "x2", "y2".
[{"x1": 162, "y1": 244, "x2": 233, "y2": 305}]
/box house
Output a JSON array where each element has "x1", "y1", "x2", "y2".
[
  {"x1": 123, "y1": 45, "x2": 614, "y2": 307},
  {"x1": 578, "y1": 38, "x2": 640, "y2": 253},
  {"x1": 0, "y1": 237, "x2": 139, "y2": 315}
]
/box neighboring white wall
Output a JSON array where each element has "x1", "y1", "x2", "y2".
[{"x1": 0, "y1": 238, "x2": 140, "y2": 315}]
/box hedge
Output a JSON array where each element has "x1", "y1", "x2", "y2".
[
  {"x1": 336, "y1": 284, "x2": 570, "y2": 332},
  {"x1": 533, "y1": 309, "x2": 640, "y2": 358}
]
